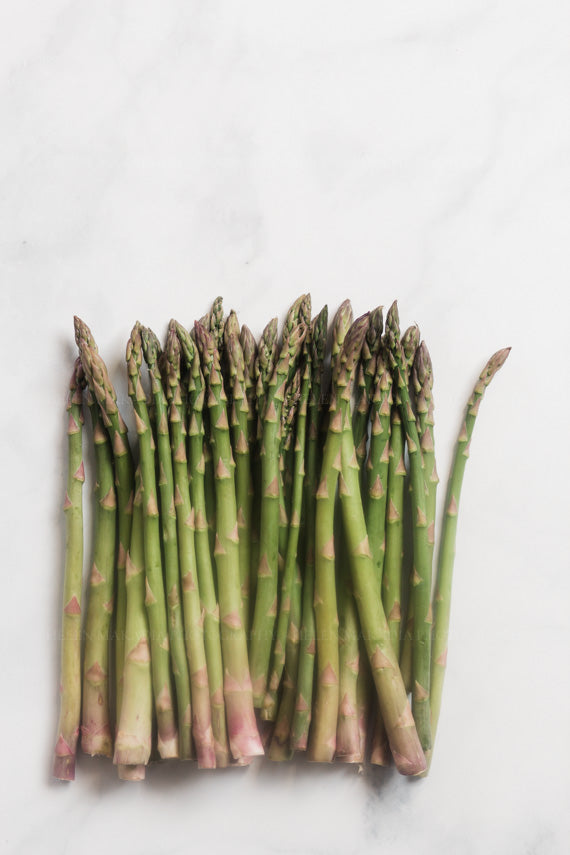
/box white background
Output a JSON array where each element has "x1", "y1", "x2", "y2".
[{"x1": 1, "y1": 2, "x2": 569, "y2": 853}]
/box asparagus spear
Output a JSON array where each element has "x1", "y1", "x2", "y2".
[
  {"x1": 413, "y1": 342, "x2": 438, "y2": 580},
  {"x1": 385, "y1": 303, "x2": 432, "y2": 754},
  {"x1": 163, "y1": 324, "x2": 216, "y2": 768},
  {"x1": 336, "y1": 531, "x2": 363, "y2": 763},
  {"x1": 81, "y1": 389, "x2": 116, "y2": 758},
  {"x1": 249, "y1": 297, "x2": 309, "y2": 706},
  {"x1": 353, "y1": 306, "x2": 383, "y2": 469},
  {"x1": 113, "y1": 467, "x2": 152, "y2": 768},
  {"x1": 141, "y1": 327, "x2": 193, "y2": 760},
  {"x1": 308, "y1": 304, "x2": 362, "y2": 762},
  {"x1": 75, "y1": 318, "x2": 134, "y2": 729},
  {"x1": 53, "y1": 359, "x2": 86, "y2": 781},
  {"x1": 337, "y1": 380, "x2": 426, "y2": 776},
  {"x1": 195, "y1": 321, "x2": 263, "y2": 760},
  {"x1": 126, "y1": 323, "x2": 178, "y2": 758},
  {"x1": 366, "y1": 351, "x2": 393, "y2": 588},
  {"x1": 429, "y1": 347, "x2": 510, "y2": 767},
  {"x1": 291, "y1": 305, "x2": 328, "y2": 752},
  {"x1": 177, "y1": 322, "x2": 230, "y2": 767}
]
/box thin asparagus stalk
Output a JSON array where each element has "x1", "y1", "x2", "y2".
[
  {"x1": 114, "y1": 467, "x2": 152, "y2": 768},
  {"x1": 240, "y1": 324, "x2": 258, "y2": 452},
  {"x1": 413, "y1": 342, "x2": 438, "y2": 582},
  {"x1": 177, "y1": 323, "x2": 230, "y2": 767},
  {"x1": 195, "y1": 321, "x2": 264, "y2": 760},
  {"x1": 309, "y1": 305, "x2": 364, "y2": 763},
  {"x1": 291, "y1": 305, "x2": 328, "y2": 752},
  {"x1": 126, "y1": 323, "x2": 178, "y2": 759},
  {"x1": 81, "y1": 389, "x2": 116, "y2": 758},
  {"x1": 224, "y1": 312, "x2": 253, "y2": 634},
  {"x1": 141, "y1": 327, "x2": 193, "y2": 760},
  {"x1": 353, "y1": 306, "x2": 383, "y2": 469},
  {"x1": 338, "y1": 389, "x2": 426, "y2": 776},
  {"x1": 385, "y1": 303, "x2": 432, "y2": 754},
  {"x1": 383, "y1": 405, "x2": 407, "y2": 661},
  {"x1": 428, "y1": 347, "x2": 510, "y2": 768},
  {"x1": 366, "y1": 352, "x2": 393, "y2": 587},
  {"x1": 53, "y1": 359, "x2": 86, "y2": 781},
  {"x1": 249, "y1": 296, "x2": 310, "y2": 706},
  {"x1": 263, "y1": 359, "x2": 308, "y2": 722},
  {"x1": 75, "y1": 318, "x2": 134, "y2": 729},
  {"x1": 163, "y1": 325, "x2": 216, "y2": 768},
  {"x1": 336, "y1": 532, "x2": 363, "y2": 763}
]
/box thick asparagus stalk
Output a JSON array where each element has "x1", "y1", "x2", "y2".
[
  {"x1": 308, "y1": 305, "x2": 364, "y2": 762},
  {"x1": 113, "y1": 467, "x2": 152, "y2": 768},
  {"x1": 385, "y1": 303, "x2": 432, "y2": 753},
  {"x1": 429, "y1": 348, "x2": 510, "y2": 767},
  {"x1": 338, "y1": 389, "x2": 426, "y2": 776},
  {"x1": 177, "y1": 323, "x2": 230, "y2": 767},
  {"x1": 195, "y1": 322, "x2": 263, "y2": 760},
  {"x1": 53, "y1": 359, "x2": 86, "y2": 781},
  {"x1": 75, "y1": 318, "x2": 134, "y2": 728},
  {"x1": 336, "y1": 534, "x2": 363, "y2": 763},
  {"x1": 249, "y1": 296, "x2": 309, "y2": 706},
  {"x1": 81, "y1": 390, "x2": 116, "y2": 758},
  {"x1": 163, "y1": 325, "x2": 216, "y2": 768},
  {"x1": 291, "y1": 305, "x2": 328, "y2": 752},
  {"x1": 141, "y1": 327, "x2": 193, "y2": 760},
  {"x1": 126, "y1": 324, "x2": 178, "y2": 759}
]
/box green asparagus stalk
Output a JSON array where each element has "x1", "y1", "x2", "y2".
[
  {"x1": 336, "y1": 532, "x2": 363, "y2": 763},
  {"x1": 429, "y1": 347, "x2": 510, "y2": 767},
  {"x1": 383, "y1": 404, "x2": 406, "y2": 661},
  {"x1": 75, "y1": 318, "x2": 134, "y2": 729},
  {"x1": 163, "y1": 325, "x2": 216, "y2": 768},
  {"x1": 413, "y1": 342, "x2": 438, "y2": 580},
  {"x1": 126, "y1": 323, "x2": 178, "y2": 759},
  {"x1": 177, "y1": 322, "x2": 230, "y2": 767},
  {"x1": 81, "y1": 389, "x2": 116, "y2": 758},
  {"x1": 53, "y1": 359, "x2": 86, "y2": 781},
  {"x1": 353, "y1": 306, "x2": 383, "y2": 469},
  {"x1": 262, "y1": 359, "x2": 308, "y2": 722},
  {"x1": 337, "y1": 386, "x2": 426, "y2": 776},
  {"x1": 249, "y1": 297, "x2": 309, "y2": 706},
  {"x1": 224, "y1": 312, "x2": 253, "y2": 634},
  {"x1": 309, "y1": 304, "x2": 362, "y2": 763},
  {"x1": 385, "y1": 303, "x2": 432, "y2": 753},
  {"x1": 195, "y1": 321, "x2": 264, "y2": 760},
  {"x1": 366, "y1": 352, "x2": 393, "y2": 587},
  {"x1": 141, "y1": 327, "x2": 193, "y2": 760},
  {"x1": 114, "y1": 467, "x2": 152, "y2": 768},
  {"x1": 291, "y1": 305, "x2": 328, "y2": 752},
  {"x1": 240, "y1": 324, "x2": 258, "y2": 452}
]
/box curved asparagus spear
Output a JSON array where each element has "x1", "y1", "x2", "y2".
[
  {"x1": 53, "y1": 359, "x2": 86, "y2": 781},
  {"x1": 429, "y1": 347, "x2": 510, "y2": 767},
  {"x1": 177, "y1": 322, "x2": 230, "y2": 767},
  {"x1": 338, "y1": 385, "x2": 426, "y2": 776},
  {"x1": 75, "y1": 318, "x2": 134, "y2": 728},
  {"x1": 114, "y1": 467, "x2": 152, "y2": 768},
  {"x1": 385, "y1": 303, "x2": 432, "y2": 753},
  {"x1": 224, "y1": 312, "x2": 253, "y2": 633},
  {"x1": 81, "y1": 389, "x2": 116, "y2": 758},
  {"x1": 126, "y1": 324, "x2": 178, "y2": 759},
  {"x1": 292, "y1": 305, "x2": 328, "y2": 751},
  {"x1": 163, "y1": 325, "x2": 216, "y2": 768},
  {"x1": 249, "y1": 296, "x2": 309, "y2": 706},
  {"x1": 309, "y1": 304, "x2": 363, "y2": 762},
  {"x1": 141, "y1": 327, "x2": 193, "y2": 760},
  {"x1": 195, "y1": 321, "x2": 263, "y2": 760}
]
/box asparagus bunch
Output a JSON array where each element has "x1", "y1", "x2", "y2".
[{"x1": 55, "y1": 298, "x2": 509, "y2": 781}]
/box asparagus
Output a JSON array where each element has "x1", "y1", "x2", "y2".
[
  {"x1": 113, "y1": 467, "x2": 152, "y2": 768},
  {"x1": 383, "y1": 404, "x2": 407, "y2": 659},
  {"x1": 413, "y1": 342, "x2": 438, "y2": 580},
  {"x1": 195, "y1": 321, "x2": 263, "y2": 760},
  {"x1": 263, "y1": 359, "x2": 308, "y2": 722},
  {"x1": 366, "y1": 352, "x2": 393, "y2": 588},
  {"x1": 224, "y1": 312, "x2": 253, "y2": 634},
  {"x1": 249, "y1": 297, "x2": 309, "y2": 706},
  {"x1": 337, "y1": 382, "x2": 426, "y2": 776},
  {"x1": 385, "y1": 303, "x2": 432, "y2": 754},
  {"x1": 353, "y1": 306, "x2": 383, "y2": 469},
  {"x1": 126, "y1": 323, "x2": 178, "y2": 758},
  {"x1": 429, "y1": 348, "x2": 510, "y2": 767},
  {"x1": 81, "y1": 389, "x2": 116, "y2": 758},
  {"x1": 308, "y1": 303, "x2": 361, "y2": 763},
  {"x1": 336, "y1": 532, "x2": 363, "y2": 763},
  {"x1": 75, "y1": 318, "x2": 134, "y2": 727},
  {"x1": 53, "y1": 359, "x2": 86, "y2": 781},
  {"x1": 291, "y1": 305, "x2": 328, "y2": 752},
  {"x1": 141, "y1": 327, "x2": 193, "y2": 760},
  {"x1": 177, "y1": 322, "x2": 230, "y2": 767}
]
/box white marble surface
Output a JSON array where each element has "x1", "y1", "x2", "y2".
[{"x1": 1, "y1": 1, "x2": 570, "y2": 852}]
